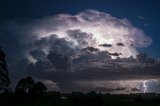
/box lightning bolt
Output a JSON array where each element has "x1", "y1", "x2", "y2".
[{"x1": 143, "y1": 81, "x2": 147, "y2": 93}]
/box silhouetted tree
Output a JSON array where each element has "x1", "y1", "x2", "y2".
[
  {"x1": 15, "y1": 76, "x2": 35, "y2": 96},
  {"x1": 29, "y1": 82, "x2": 47, "y2": 96},
  {"x1": 15, "y1": 76, "x2": 47, "y2": 98},
  {"x1": 25, "y1": 76, "x2": 35, "y2": 93},
  {"x1": 0, "y1": 47, "x2": 10, "y2": 92}
]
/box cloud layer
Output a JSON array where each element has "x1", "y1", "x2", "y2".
[
  {"x1": 1, "y1": 9, "x2": 159, "y2": 93},
  {"x1": 6, "y1": 9, "x2": 152, "y2": 60}
]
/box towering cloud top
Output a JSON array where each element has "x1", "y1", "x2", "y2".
[
  {"x1": 2, "y1": 10, "x2": 158, "y2": 93},
  {"x1": 9, "y1": 9, "x2": 152, "y2": 60}
]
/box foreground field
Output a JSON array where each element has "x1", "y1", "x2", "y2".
[{"x1": 0, "y1": 92, "x2": 160, "y2": 106}]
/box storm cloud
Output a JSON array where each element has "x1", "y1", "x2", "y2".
[
  {"x1": 3, "y1": 9, "x2": 152, "y2": 60},
  {"x1": 1, "y1": 9, "x2": 159, "y2": 93}
]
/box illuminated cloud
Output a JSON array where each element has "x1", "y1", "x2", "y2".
[
  {"x1": 41, "y1": 79, "x2": 60, "y2": 91},
  {"x1": 8, "y1": 9, "x2": 152, "y2": 60},
  {"x1": 3, "y1": 9, "x2": 157, "y2": 93}
]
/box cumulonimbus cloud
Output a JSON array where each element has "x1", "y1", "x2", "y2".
[
  {"x1": 2, "y1": 9, "x2": 157, "y2": 93},
  {"x1": 7, "y1": 9, "x2": 152, "y2": 61}
]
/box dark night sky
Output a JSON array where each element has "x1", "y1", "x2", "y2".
[{"x1": 0, "y1": 0, "x2": 160, "y2": 93}]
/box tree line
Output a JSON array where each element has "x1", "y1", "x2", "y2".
[{"x1": 0, "y1": 47, "x2": 47, "y2": 97}]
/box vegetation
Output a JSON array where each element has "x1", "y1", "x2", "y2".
[
  {"x1": 1, "y1": 91, "x2": 160, "y2": 106},
  {"x1": 15, "y1": 76, "x2": 47, "y2": 98},
  {"x1": 0, "y1": 47, "x2": 160, "y2": 106},
  {"x1": 0, "y1": 47, "x2": 10, "y2": 92}
]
